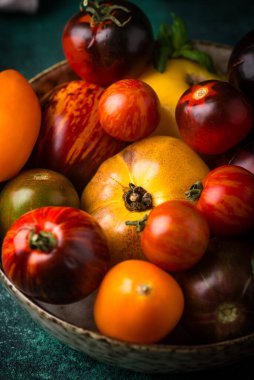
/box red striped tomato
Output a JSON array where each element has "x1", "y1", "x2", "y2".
[
  {"x1": 186, "y1": 165, "x2": 254, "y2": 236},
  {"x1": 98, "y1": 79, "x2": 160, "y2": 141},
  {"x1": 30, "y1": 80, "x2": 126, "y2": 193}
]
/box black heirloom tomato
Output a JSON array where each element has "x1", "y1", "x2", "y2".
[
  {"x1": 1, "y1": 207, "x2": 110, "y2": 304},
  {"x1": 176, "y1": 237, "x2": 254, "y2": 343},
  {"x1": 62, "y1": 0, "x2": 154, "y2": 87}
]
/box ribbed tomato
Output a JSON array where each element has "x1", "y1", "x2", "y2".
[
  {"x1": 186, "y1": 164, "x2": 254, "y2": 236},
  {"x1": 1, "y1": 206, "x2": 110, "y2": 304},
  {"x1": 30, "y1": 80, "x2": 126, "y2": 193}
]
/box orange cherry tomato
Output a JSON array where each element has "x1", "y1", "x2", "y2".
[
  {"x1": 0, "y1": 69, "x2": 41, "y2": 182},
  {"x1": 94, "y1": 259, "x2": 184, "y2": 344}
]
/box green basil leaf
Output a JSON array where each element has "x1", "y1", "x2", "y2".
[
  {"x1": 174, "y1": 48, "x2": 216, "y2": 73},
  {"x1": 171, "y1": 13, "x2": 189, "y2": 50}
]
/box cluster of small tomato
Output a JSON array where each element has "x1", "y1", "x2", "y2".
[{"x1": 2, "y1": 0, "x2": 254, "y2": 348}]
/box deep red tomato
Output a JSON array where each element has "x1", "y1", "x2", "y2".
[
  {"x1": 62, "y1": 0, "x2": 154, "y2": 87},
  {"x1": 1, "y1": 206, "x2": 110, "y2": 304},
  {"x1": 98, "y1": 79, "x2": 160, "y2": 141},
  {"x1": 175, "y1": 80, "x2": 253, "y2": 155},
  {"x1": 140, "y1": 200, "x2": 210, "y2": 272},
  {"x1": 186, "y1": 164, "x2": 254, "y2": 236}
]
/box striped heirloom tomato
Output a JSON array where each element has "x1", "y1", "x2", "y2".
[
  {"x1": 186, "y1": 165, "x2": 254, "y2": 236},
  {"x1": 30, "y1": 80, "x2": 126, "y2": 193}
]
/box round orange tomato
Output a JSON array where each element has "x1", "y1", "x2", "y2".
[
  {"x1": 0, "y1": 69, "x2": 41, "y2": 182},
  {"x1": 94, "y1": 260, "x2": 184, "y2": 344}
]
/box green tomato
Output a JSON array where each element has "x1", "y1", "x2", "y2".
[{"x1": 0, "y1": 168, "x2": 80, "y2": 240}]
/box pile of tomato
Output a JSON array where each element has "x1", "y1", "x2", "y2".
[{"x1": 2, "y1": 0, "x2": 254, "y2": 347}]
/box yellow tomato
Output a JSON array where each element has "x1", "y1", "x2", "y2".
[
  {"x1": 139, "y1": 59, "x2": 224, "y2": 137},
  {"x1": 0, "y1": 69, "x2": 41, "y2": 182},
  {"x1": 81, "y1": 135, "x2": 209, "y2": 265}
]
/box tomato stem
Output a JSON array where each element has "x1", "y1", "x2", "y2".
[
  {"x1": 125, "y1": 214, "x2": 148, "y2": 232},
  {"x1": 185, "y1": 180, "x2": 203, "y2": 201},
  {"x1": 80, "y1": 0, "x2": 132, "y2": 27},
  {"x1": 123, "y1": 183, "x2": 153, "y2": 212},
  {"x1": 29, "y1": 231, "x2": 57, "y2": 253}
]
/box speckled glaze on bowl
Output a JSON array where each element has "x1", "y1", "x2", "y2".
[{"x1": 2, "y1": 41, "x2": 254, "y2": 374}]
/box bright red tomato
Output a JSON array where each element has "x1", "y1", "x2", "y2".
[
  {"x1": 140, "y1": 200, "x2": 210, "y2": 272},
  {"x1": 98, "y1": 79, "x2": 160, "y2": 141},
  {"x1": 175, "y1": 80, "x2": 253, "y2": 155},
  {"x1": 62, "y1": 0, "x2": 154, "y2": 87},
  {"x1": 186, "y1": 165, "x2": 254, "y2": 236},
  {"x1": 1, "y1": 206, "x2": 110, "y2": 304}
]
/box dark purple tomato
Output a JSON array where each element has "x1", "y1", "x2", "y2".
[
  {"x1": 228, "y1": 29, "x2": 254, "y2": 107},
  {"x1": 62, "y1": 0, "x2": 154, "y2": 87},
  {"x1": 229, "y1": 140, "x2": 254, "y2": 175},
  {"x1": 175, "y1": 80, "x2": 253, "y2": 155},
  {"x1": 175, "y1": 237, "x2": 254, "y2": 343}
]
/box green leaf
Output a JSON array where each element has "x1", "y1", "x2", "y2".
[
  {"x1": 171, "y1": 13, "x2": 189, "y2": 50},
  {"x1": 153, "y1": 23, "x2": 173, "y2": 72},
  {"x1": 174, "y1": 48, "x2": 216, "y2": 73}
]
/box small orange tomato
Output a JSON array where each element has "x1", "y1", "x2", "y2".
[
  {"x1": 94, "y1": 260, "x2": 184, "y2": 344},
  {"x1": 0, "y1": 69, "x2": 41, "y2": 182}
]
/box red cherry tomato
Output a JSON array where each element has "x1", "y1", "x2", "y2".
[
  {"x1": 186, "y1": 165, "x2": 254, "y2": 236},
  {"x1": 98, "y1": 79, "x2": 160, "y2": 142},
  {"x1": 140, "y1": 200, "x2": 210, "y2": 272},
  {"x1": 175, "y1": 80, "x2": 253, "y2": 155},
  {"x1": 62, "y1": 0, "x2": 154, "y2": 87},
  {"x1": 1, "y1": 206, "x2": 110, "y2": 304}
]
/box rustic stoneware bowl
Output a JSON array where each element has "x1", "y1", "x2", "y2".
[{"x1": 2, "y1": 41, "x2": 254, "y2": 374}]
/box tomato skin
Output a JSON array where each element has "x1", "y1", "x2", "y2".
[
  {"x1": 195, "y1": 165, "x2": 254, "y2": 236},
  {"x1": 0, "y1": 169, "x2": 80, "y2": 241},
  {"x1": 1, "y1": 206, "x2": 110, "y2": 304},
  {"x1": 30, "y1": 80, "x2": 126, "y2": 193},
  {"x1": 98, "y1": 79, "x2": 160, "y2": 141},
  {"x1": 141, "y1": 200, "x2": 210, "y2": 272},
  {"x1": 94, "y1": 260, "x2": 184, "y2": 344},
  {"x1": 175, "y1": 80, "x2": 253, "y2": 155},
  {"x1": 0, "y1": 69, "x2": 41, "y2": 182},
  {"x1": 62, "y1": 1, "x2": 154, "y2": 87}
]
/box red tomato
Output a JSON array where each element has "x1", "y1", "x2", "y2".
[
  {"x1": 186, "y1": 165, "x2": 254, "y2": 236},
  {"x1": 62, "y1": 0, "x2": 154, "y2": 87},
  {"x1": 98, "y1": 79, "x2": 160, "y2": 142},
  {"x1": 1, "y1": 206, "x2": 110, "y2": 304},
  {"x1": 140, "y1": 200, "x2": 210, "y2": 272},
  {"x1": 175, "y1": 80, "x2": 253, "y2": 155}
]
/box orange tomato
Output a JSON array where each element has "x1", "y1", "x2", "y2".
[
  {"x1": 94, "y1": 260, "x2": 184, "y2": 344},
  {"x1": 0, "y1": 69, "x2": 41, "y2": 182}
]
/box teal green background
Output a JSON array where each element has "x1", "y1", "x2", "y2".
[{"x1": 1, "y1": 1, "x2": 254, "y2": 379}]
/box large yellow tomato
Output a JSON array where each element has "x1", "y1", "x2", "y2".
[
  {"x1": 81, "y1": 136, "x2": 209, "y2": 265},
  {"x1": 0, "y1": 69, "x2": 41, "y2": 182},
  {"x1": 139, "y1": 59, "x2": 224, "y2": 137}
]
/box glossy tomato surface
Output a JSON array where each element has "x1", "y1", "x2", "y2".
[
  {"x1": 94, "y1": 259, "x2": 184, "y2": 344},
  {"x1": 140, "y1": 200, "x2": 210, "y2": 272},
  {"x1": 98, "y1": 79, "x2": 160, "y2": 141},
  {"x1": 1, "y1": 206, "x2": 110, "y2": 304},
  {"x1": 188, "y1": 165, "x2": 254, "y2": 236},
  {"x1": 62, "y1": 0, "x2": 154, "y2": 87},
  {"x1": 175, "y1": 80, "x2": 253, "y2": 155},
  {"x1": 30, "y1": 80, "x2": 126, "y2": 193},
  {"x1": 0, "y1": 168, "x2": 80, "y2": 241},
  {"x1": 176, "y1": 237, "x2": 254, "y2": 343}
]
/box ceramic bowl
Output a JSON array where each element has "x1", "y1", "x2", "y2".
[{"x1": 2, "y1": 41, "x2": 254, "y2": 374}]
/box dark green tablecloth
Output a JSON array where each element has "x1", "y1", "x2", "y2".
[{"x1": 1, "y1": 1, "x2": 254, "y2": 379}]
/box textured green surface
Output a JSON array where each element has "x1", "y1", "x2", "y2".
[{"x1": 1, "y1": 0, "x2": 254, "y2": 378}]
